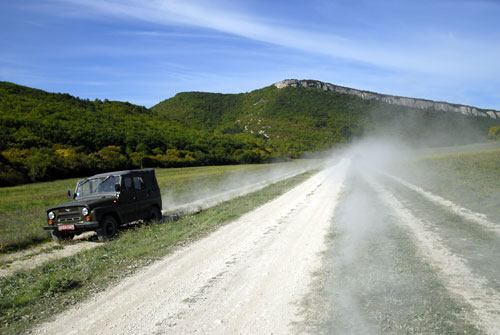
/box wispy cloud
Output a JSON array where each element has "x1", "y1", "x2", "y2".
[
  {"x1": 56, "y1": 0, "x2": 500, "y2": 79},
  {"x1": 5, "y1": 0, "x2": 499, "y2": 108},
  {"x1": 114, "y1": 30, "x2": 238, "y2": 40}
]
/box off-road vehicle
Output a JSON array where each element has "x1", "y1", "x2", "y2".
[{"x1": 43, "y1": 169, "x2": 162, "y2": 242}]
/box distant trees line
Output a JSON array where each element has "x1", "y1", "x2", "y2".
[{"x1": 0, "y1": 144, "x2": 279, "y2": 186}]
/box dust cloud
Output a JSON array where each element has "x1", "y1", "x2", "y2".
[
  {"x1": 306, "y1": 130, "x2": 500, "y2": 334},
  {"x1": 160, "y1": 160, "x2": 322, "y2": 215}
]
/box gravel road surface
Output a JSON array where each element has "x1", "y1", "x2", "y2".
[{"x1": 34, "y1": 160, "x2": 349, "y2": 335}]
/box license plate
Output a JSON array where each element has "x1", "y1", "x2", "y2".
[{"x1": 58, "y1": 224, "x2": 75, "y2": 231}]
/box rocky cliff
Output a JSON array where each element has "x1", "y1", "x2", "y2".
[{"x1": 275, "y1": 79, "x2": 500, "y2": 119}]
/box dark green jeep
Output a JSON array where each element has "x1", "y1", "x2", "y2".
[{"x1": 43, "y1": 169, "x2": 162, "y2": 242}]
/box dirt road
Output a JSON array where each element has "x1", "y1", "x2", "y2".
[
  {"x1": 300, "y1": 166, "x2": 500, "y2": 335},
  {"x1": 33, "y1": 156, "x2": 500, "y2": 334},
  {"x1": 34, "y1": 160, "x2": 350, "y2": 334},
  {"x1": 2, "y1": 164, "x2": 313, "y2": 280}
]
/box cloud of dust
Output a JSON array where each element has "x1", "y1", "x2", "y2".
[
  {"x1": 320, "y1": 137, "x2": 419, "y2": 333},
  {"x1": 365, "y1": 103, "x2": 494, "y2": 148},
  {"x1": 319, "y1": 120, "x2": 499, "y2": 333},
  {"x1": 160, "y1": 160, "x2": 323, "y2": 215}
]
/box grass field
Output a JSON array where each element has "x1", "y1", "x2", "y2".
[
  {"x1": 2, "y1": 145, "x2": 499, "y2": 334},
  {"x1": 0, "y1": 161, "x2": 313, "y2": 253},
  {"x1": 0, "y1": 168, "x2": 314, "y2": 335}
]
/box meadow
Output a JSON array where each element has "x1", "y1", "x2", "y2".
[
  {"x1": 0, "y1": 165, "x2": 314, "y2": 335},
  {"x1": 2, "y1": 146, "x2": 499, "y2": 334}
]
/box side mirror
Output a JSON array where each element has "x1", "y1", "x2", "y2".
[
  {"x1": 115, "y1": 183, "x2": 121, "y2": 192},
  {"x1": 68, "y1": 189, "x2": 72, "y2": 199}
]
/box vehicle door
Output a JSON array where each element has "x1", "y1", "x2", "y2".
[
  {"x1": 118, "y1": 175, "x2": 137, "y2": 223},
  {"x1": 132, "y1": 174, "x2": 149, "y2": 219}
]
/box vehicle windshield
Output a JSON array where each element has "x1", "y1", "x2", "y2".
[{"x1": 75, "y1": 176, "x2": 120, "y2": 198}]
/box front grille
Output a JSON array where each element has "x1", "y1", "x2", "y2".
[
  {"x1": 58, "y1": 215, "x2": 81, "y2": 223},
  {"x1": 57, "y1": 207, "x2": 82, "y2": 223}
]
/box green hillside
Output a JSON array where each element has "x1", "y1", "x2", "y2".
[
  {"x1": 1, "y1": 80, "x2": 498, "y2": 186},
  {"x1": 0, "y1": 82, "x2": 274, "y2": 186},
  {"x1": 152, "y1": 86, "x2": 365, "y2": 152},
  {"x1": 152, "y1": 84, "x2": 498, "y2": 149}
]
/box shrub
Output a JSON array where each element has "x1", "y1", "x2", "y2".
[{"x1": 488, "y1": 126, "x2": 500, "y2": 139}]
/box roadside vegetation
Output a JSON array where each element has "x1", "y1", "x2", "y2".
[
  {"x1": 488, "y1": 125, "x2": 500, "y2": 139},
  {"x1": 0, "y1": 169, "x2": 314, "y2": 335},
  {"x1": 0, "y1": 162, "x2": 308, "y2": 253}
]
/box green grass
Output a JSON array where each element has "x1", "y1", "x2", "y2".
[
  {"x1": 0, "y1": 161, "x2": 311, "y2": 253},
  {"x1": 0, "y1": 170, "x2": 313, "y2": 335},
  {"x1": 413, "y1": 141, "x2": 500, "y2": 157},
  {"x1": 0, "y1": 178, "x2": 79, "y2": 252}
]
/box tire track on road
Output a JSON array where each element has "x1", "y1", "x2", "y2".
[
  {"x1": 383, "y1": 173, "x2": 500, "y2": 236},
  {"x1": 301, "y1": 169, "x2": 481, "y2": 334},
  {"x1": 371, "y1": 179, "x2": 500, "y2": 335}
]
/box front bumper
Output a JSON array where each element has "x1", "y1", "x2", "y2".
[{"x1": 43, "y1": 221, "x2": 100, "y2": 232}]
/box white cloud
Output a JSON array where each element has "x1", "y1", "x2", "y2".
[{"x1": 55, "y1": 0, "x2": 500, "y2": 80}]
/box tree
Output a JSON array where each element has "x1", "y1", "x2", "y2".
[
  {"x1": 96, "y1": 146, "x2": 128, "y2": 171},
  {"x1": 488, "y1": 126, "x2": 500, "y2": 140},
  {"x1": 26, "y1": 148, "x2": 61, "y2": 181}
]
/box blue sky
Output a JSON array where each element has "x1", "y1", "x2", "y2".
[{"x1": 1, "y1": 0, "x2": 500, "y2": 109}]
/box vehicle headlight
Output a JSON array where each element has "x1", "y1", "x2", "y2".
[
  {"x1": 82, "y1": 208, "x2": 89, "y2": 216},
  {"x1": 48, "y1": 211, "x2": 55, "y2": 220}
]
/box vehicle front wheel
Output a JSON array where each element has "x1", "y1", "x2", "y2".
[
  {"x1": 50, "y1": 231, "x2": 75, "y2": 243},
  {"x1": 97, "y1": 215, "x2": 118, "y2": 241}
]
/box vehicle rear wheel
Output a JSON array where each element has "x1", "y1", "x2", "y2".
[
  {"x1": 97, "y1": 215, "x2": 118, "y2": 241},
  {"x1": 50, "y1": 231, "x2": 75, "y2": 243},
  {"x1": 146, "y1": 206, "x2": 162, "y2": 223}
]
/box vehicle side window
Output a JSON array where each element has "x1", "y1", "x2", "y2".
[
  {"x1": 97, "y1": 176, "x2": 120, "y2": 193},
  {"x1": 133, "y1": 176, "x2": 144, "y2": 190},
  {"x1": 123, "y1": 177, "x2": 133, "y2": 190}
]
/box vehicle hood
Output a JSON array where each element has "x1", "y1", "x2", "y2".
[{"x1": 47, "y1": 195, "x2": 117, "y2": 211}]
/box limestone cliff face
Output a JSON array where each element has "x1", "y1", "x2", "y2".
[{"x1": 274, "y1": 79, "x2": 500, "y2": 119}]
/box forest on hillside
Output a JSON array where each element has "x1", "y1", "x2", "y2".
[
  {"x1": 0, "y1": 83, "x2": 284, "y2": 186},
  {"x1": 1, "y1": 81, "x2": 498, "y2": 186},
  {"x1": 153, "y1": 85, "x2": 498, "y2": 149}
]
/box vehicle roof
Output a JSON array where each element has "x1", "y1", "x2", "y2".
[{"x1": 88, "y1": 169, "x2": 155, "y2": 178}]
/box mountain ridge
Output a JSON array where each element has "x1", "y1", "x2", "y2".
[
  {"x1": 152, "y1": 81, "x2": 498, "y2": 151},
  {"x1": 274, "y1": 79, "x2": 500, "y2": 119}
]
